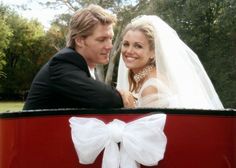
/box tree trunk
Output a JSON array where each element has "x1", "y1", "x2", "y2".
[{"x1": 105, "y1": 26, "x2": 123, "y2": 85}]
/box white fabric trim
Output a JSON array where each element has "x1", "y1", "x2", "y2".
[{"x1": 88, "y1": 67, "x2": 96, "y2": 79}]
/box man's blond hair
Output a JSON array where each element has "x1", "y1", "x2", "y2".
[{"x1": 66, "y1": 4, "x2": 117, "y2": 48}]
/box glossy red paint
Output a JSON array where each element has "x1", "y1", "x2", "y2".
[{"x1": 0, "y1": 113, "x2": 235, "y2": 168}]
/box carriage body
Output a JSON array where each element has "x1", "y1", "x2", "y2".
[{"x1": 0, "y1": 108, "x2": 235, "y2": 168}]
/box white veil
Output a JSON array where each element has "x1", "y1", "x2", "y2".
[{"x1": 117, "y1": 15, "x2": 224, "y2": 109}]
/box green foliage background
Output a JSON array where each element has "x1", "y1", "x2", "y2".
[{"x1": 0, "y1": 0, "x2": 235, "y2": 108}]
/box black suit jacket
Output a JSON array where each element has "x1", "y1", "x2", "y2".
[{"x1": 23, "y1": 47, "x2": 123, "y2": 110}]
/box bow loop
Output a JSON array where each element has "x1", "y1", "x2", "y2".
[
  {"x1": 123, "y1": 114, "x2": 167, "y2": 165},
  {"x1": 69, "y1": 117, "x2": 109, "y2": 164}
]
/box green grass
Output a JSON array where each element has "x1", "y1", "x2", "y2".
[{"x1": 0, "y1": 101, "x2": 24, "y2": 113}]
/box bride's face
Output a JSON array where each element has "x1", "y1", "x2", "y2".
[{"x1": 121, "y1": 30, "x2": 154, "y2": 73}]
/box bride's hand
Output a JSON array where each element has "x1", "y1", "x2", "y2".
[{"x1": 118, "y1": 90, "x2": 136, "y2": 108}]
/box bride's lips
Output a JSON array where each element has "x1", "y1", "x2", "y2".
[{"x1": 124, "y1": 56, "x2": 137, "y2": 63}]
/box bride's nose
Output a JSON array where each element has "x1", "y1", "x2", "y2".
[{"x1": 125, "y1": 46, "x2": 134, "y2": 54}]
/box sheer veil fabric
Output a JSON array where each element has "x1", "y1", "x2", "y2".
[{"x1": 117, "y1": 15, "x2": 224, "y2": 109}]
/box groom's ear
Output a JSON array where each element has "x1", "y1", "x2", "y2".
[{"x1": 75, "y1": 36, "x2": 85, "y2": 48}]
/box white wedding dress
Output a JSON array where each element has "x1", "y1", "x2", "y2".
[{"x1": 135, "y1": 78, "x2": 177, "y2": 108}]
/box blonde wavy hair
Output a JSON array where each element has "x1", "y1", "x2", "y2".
[{"x1": 66, "y1": 4, "x2": 117, "y2": 48}]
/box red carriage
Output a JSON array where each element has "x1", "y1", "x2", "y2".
[{"x1": 0, "y1": 108, "x2": 235, "y2": 168}]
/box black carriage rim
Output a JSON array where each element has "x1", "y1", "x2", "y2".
[{"x1": 0, "y1": 108, "x2": 235, "y2": 118}]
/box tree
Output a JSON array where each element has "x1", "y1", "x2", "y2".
[
  {"x1": 0, "y1": 5, "x2": 57, "y2": 99},
  {"x1": 46, "y1": 13, "x2": 71, "y2": 51},
  {"x1": 0, "y1": 4, "x2": 13, "y2": 79},
  {"x1": 0, "y1": 18, "x2": 12, "y2": 79},
  {"x1": 147, "y1": 0, "x2": 236, "y2": 107}
]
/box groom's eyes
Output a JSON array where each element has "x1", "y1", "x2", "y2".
[{"x1": 96, "y1": 37, "x2": 106, "y2": 42}]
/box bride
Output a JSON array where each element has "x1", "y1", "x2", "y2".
[{"x1": 117, "y1": 15, "x2": 224, "y2": 109}]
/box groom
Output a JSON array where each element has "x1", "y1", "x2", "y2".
[{"x1": 23, "y1": 4, "x2": 135, "y2": 110}]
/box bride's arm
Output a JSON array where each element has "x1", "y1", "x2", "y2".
[{"x1": 139, "y1": 85, "x2": 171, "y2": 108}]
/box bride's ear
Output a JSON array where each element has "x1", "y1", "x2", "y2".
[
  {"x1": 150, "y1": 55, "x2": 155, "y2": 60},
  {"x1": 148, "y1": 52, "x2": 156, "y2": 65},
  {"x1": 149, "y1": 53, "x2": 155, "y2": 60},
  {"x1": 150, "y1": 50, "x2": 155, "y2": 59}
]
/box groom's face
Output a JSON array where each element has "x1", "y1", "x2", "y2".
[
  {"x1": 121, "y1": 30, "x2": 154, "y2": 74},
  {"x1": 75, "y1": 23, "x2": 114, "y2": 68}
]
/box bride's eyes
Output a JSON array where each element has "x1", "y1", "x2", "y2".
[
  {"x1": 122, "y1": 42, "x2": 129, "y2": 47},
  {"x1": 134, "y1": 43, "x2": 143, "y2": 49},
  {"x1": 122, "y1": 42, "x2": 143, "y2": 49}
]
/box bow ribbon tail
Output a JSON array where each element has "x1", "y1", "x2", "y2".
[
  {"x1": 120, "y1": 143, "x2": 140, "y2": 168},
  {"x1": 102, "y1": 141, "x2": 120, "y2": 168}
]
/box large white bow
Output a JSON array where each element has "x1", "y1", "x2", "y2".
[{"x1": 69, "y1": 114, "x2": 167, "y2": 168}]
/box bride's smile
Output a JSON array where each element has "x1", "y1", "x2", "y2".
[{"x1": 121, "y1": 29, "x2": 154, "y2": 73}]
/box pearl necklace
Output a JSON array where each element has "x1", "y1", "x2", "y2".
[{"x1": 133, "y1": 65, "x2": 154, "y2": 83}]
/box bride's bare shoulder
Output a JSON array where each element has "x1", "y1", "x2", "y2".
[{"x1": 140, "y1": 85, "x2": 158, "y2": 97}]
